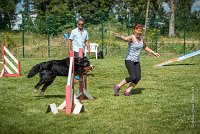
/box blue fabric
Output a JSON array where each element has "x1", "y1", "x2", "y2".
[
  {"x1": 75, "y1": 75, "x2": 80, "y2": 80},
  {"x1": 64, "y1": 32, "x2": 68, "y2": 39},
  {"x1": 69, "y1": 28, "x2": 89, "y2": 52},
  {"x1": 125, "y1": 35, "x2": 143, "y2": 62}
]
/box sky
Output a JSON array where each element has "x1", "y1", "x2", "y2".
[
  {"x1": 163, "y1": 0, "x2": 200, "y2": 12},
  {"x1": 16, "y1": 1, "x2": 23, "y2": 13},
  {"x1": 192, "y1": 0, "x2": 200, "y2": 11}
]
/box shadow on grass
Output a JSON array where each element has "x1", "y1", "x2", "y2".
[
  {"x1": 35, "y1": 94, "x2": 65, "y2": 99},
  {"x1": 163, "y1": 63, "x2": 199, "y2": 66},
  {"x1": 35, "y1": 94, "x2": 98, "y2": 100},
  {"x1": 131, "y1": 88, "x2": 145, "y2": 95}
]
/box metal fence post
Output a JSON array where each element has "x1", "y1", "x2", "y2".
[
  {"x1": 183, "y1": 15, "x2": 186, "y2": 55},
  {"x1": 22, "y1": 14, "x2": 25, "y2": 58},
  {"x1": 155, "y1": 12, "x2": 158, "y2": 53},
  {"x1": 101, "y1": 15, "x2": 104, "y2": 56},
  {"x1": 47, "y1": 15, "x2": 50, "y2": 58}
]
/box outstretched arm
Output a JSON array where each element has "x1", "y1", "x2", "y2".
[
  {"x1": 143, "y1": 40, "x2": 160, "y2": 57},
  {"x1": 114, "y1": 33, "x2": 133, "y2": 43}
]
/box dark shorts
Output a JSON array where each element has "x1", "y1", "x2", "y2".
[
  {"x1": 74, "y1": 51, "x2": 85, "y2": 58},
  {"x1": 125, "y1": 60, "x2": 141, "y2": 84}
]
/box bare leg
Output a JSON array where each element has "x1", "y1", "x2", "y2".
[
  {"x1": 125, "y1": 82, "x2": 136, "y2": 92},
  {"x1": 117, "y1": 79, "x2": 127, "y2": 88}
]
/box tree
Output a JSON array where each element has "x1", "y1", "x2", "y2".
[
  {"x1": 169, "y1": 0, "x2": 174, "y2": 37},
  {"x1": 113, "y1": 0, "x2": 147, "y2": 27},
  {"x1": 175, "y1": 0, "x2": 194, "y2": 32},
  {"x1": 23, "y1": 0, "x2": 74, "y2": 34},
  {"x1": 144, "y1": 0, "x2": 160, "y2": 34},
  {"x1": 144, "y1": 0, "x2": 150, "y2": 36},
  {"x1": 69, "y1": 0, "x2": 113, "y2": 24},
  {"x1": 0, "y1": 0, "x2": 19, "y2": 30},
  {"x1": 166, "y1": 0, "x2": 194, "y2": 36},
  {"x1": 25, "y1": 0, "x2": 115, "y2": 34}
]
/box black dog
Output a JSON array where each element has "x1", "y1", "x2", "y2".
[{"x1": 27, "y1": 57, "x2": 93, "y2": 95}]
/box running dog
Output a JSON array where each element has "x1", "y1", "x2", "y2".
[{"x1": 27, "y1": 57, "x2": 93, "y2": 95}]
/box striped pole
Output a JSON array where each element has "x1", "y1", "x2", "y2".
[
  {"x1": 1, "y1": 41, "x2": 21, "y2": 76},
  {"x1": 66, "y1": 51, "x2": 74, "y2": 114},
  {"x1": 79, "y1": 48, "x2": 84, "y2": 99}
]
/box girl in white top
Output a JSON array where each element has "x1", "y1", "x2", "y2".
[{"x1": 113, "y1": 24, "x2": 160, "y2": 96}]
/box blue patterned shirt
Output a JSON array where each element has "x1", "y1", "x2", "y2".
[{"x1": 125, "y1": 35, "x2": 144, "y2": 62}]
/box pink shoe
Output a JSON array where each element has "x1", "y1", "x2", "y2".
[
  {"x1": 113, "y1": 85, "x2": 120, "y2": 96},
  {"x1": 124, "y1": 91, "x2": 131, "y2": 96}
]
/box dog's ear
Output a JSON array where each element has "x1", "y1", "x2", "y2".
[
  {"x1": 83, "y1": 57, "x2": 90, "y2": 66},
  {"x1": 74, "y1": 57, "x2": 91, "y2": 67},
  {"x1": 83, "y1": 60, "x2": 90, "y2": 67},
  {"x1": 75, "y1": 57, "x2": 89, "y2": 66},
  {"x1": 83, "y1": 57, "x2": 89, "y2": 61},
  {"x1": 75, "y1": 57, "x2": 83, "y2": 66}
]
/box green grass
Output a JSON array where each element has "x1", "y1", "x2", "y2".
[{"x1": 0, "y1": 53, "x2": 200, "y2": 134}]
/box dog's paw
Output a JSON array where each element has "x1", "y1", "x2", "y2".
[
  {"x1": 34, "y1": 85, "x2": 40, "y2": 90},
  {"x1": 39, "y1": 91, "x2": 45, "y2": 96}
]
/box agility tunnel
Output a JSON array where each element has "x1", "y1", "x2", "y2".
[{"x1": 154, "y1": 50, "x2": 200, "y2": 67}]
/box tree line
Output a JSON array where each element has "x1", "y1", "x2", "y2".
[{"x1": 0, "y1": 0, "x2": 200, "y2": 37}]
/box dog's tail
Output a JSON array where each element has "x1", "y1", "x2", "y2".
[{"x1": 27, "y1": 64, "x2": 41, "y2": 78}]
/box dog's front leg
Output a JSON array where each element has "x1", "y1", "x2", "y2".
[
  {"x1": 40, "y1": 77, "x2": 56, "y2": 95},
  {"x1": 34, "y1": 79, "x2": 45, "y2": 91}
]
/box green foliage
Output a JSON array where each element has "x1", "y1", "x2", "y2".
[
  {"x1": 146, "y1": 28, "x2": 160, "y2": 39},
  {"x1": 169, "y1": 43, "x2": 184, "y2": 54},
  {"x1": 113, "y1": 0, "x2": 146, "y2": 26},
  {"x1": 0, "y1": 0, "x2": 19, "y2": 30},
  {"x1": 4, "y1": 32, "x2": 17, "y2": 48},
  {"x1": 72, "y1": 0, "x2": 113, "y2": 24},
  {"x1": 33, "y1": 15, "x2": 47, "y2": 34},
  {"x1": 12, "y1": 0, "x2": 199, "y2": 39}
]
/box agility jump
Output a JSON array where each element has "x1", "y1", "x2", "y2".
[
  {"x1": 154, "y1": 50, "x2": 200, "y2": 67},
  {"x1": 1, "y1": 41, "x2": 21, "y2": 77},
  {"x1": 76, "y1": 48, "x2": 94, "y2": 100},
  {"x1": 47, "y1": 48, "x2": 94, "y2": 115},
  {"x1": 0, "y1": 62, "x2": 3, "y2": 77}
]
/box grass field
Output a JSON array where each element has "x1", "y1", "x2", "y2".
[{"x1": 0, "y1": 52, "x2": 199, "y2": 134}]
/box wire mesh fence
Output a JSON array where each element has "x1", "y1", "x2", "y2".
[{"x1": 1, "y1": 11, "x2": 200, "y2": 59}]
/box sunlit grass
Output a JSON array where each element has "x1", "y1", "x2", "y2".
[{"x1": 0, "y1": 53, "x2": 199, "y2": 134}]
